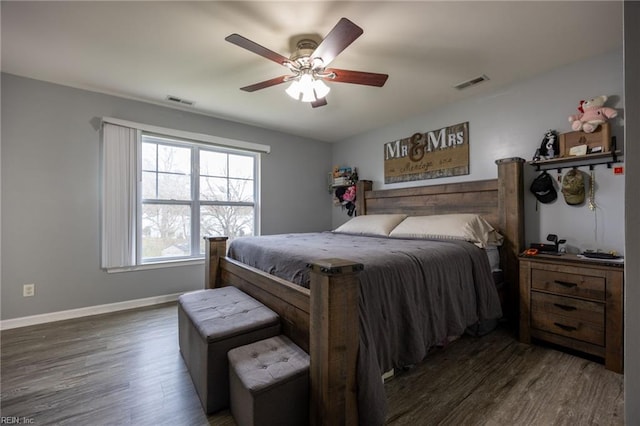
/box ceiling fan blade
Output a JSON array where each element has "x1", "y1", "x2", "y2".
[
  {"x1": 311, "y1": 98, "x2": 328, "y2": 108},
  {"x1": 312, "y1": 18, "x2": 363, "y2": 67},
  {"x1": 325, "y1": 68, "x2": 389, "y2": 87},
  {"x1": 226, "y1": 34, "x2": 290, "y2": 66},
  {"x1": 240, "y1": 76, "x2": 289, "y2": 92}
]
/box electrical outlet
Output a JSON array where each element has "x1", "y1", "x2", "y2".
[{"x1": 23, "y1": 283, "x2": 35, "y2": 297}]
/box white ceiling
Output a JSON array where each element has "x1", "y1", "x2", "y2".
[{"x1": 1, "y1": 1, "x2": 623, "y2": 142}]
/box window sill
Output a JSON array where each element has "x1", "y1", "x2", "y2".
[{"x1": 106, "y1": 258, "x2": 204, "y2": 274}]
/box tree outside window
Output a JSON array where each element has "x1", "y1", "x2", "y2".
[{"x1": 140, "y1": 135, "x2": 256, "y2": 262}]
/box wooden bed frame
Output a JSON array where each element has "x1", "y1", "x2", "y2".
[{"x1": 204, "y1": 157, "x2": 524, "y2": 425}]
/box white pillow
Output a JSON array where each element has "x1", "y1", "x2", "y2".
[
  {"x1": 388, "y1": 214, "x2": 503, "y2": 248},
  {"x1": 333, "y1": 214, "x2": 408, "y2": 237}
]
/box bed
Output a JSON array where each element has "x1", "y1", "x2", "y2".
[{"x1": 204, "y1": 157, "x2": 525, "y2": 426}]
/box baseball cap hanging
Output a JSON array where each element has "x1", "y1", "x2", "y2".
[
  {"x1": 561, "y1": 169, "x2": 586, "y2": 205},
  {"x1": 530, "y1": 171, "x2": 557, "y2": 204}
]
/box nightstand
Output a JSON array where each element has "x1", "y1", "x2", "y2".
[{"x1": 519, "y1": 253, "x2": 624, "y2": 373}]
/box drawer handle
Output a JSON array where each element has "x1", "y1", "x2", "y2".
[
  {"x1": 553, "y1": 303, "x2": 577, "y2": 311},
  {"x1": 554, "y1": 322, "x2": 578, "y2": 332},
  {"x1": 554, "y1": 280, "x2": 578, "y2": 288}
]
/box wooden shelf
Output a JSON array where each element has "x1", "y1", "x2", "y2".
[{"x1": 528, "y1": 150, "x2": 623, "y2": 171}]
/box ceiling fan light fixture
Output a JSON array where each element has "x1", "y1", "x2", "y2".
[
  {"x1": 285, "y1": 79, "x2": 302, "y2": 100},
  {"x1": 299, "y1": 72, "x2": 314, "y2": 87},
  {"x1": 286, "y1": 72, "x2": 323, "y2": 103},
  {"x1": 312, "y1": 78, "x2": 330, "y2": 99},
  {"x1": 300, "y1": 87, "x2": 316, "y2": 103}
]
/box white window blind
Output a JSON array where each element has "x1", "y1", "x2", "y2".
[{"x1": 101, "y1": 123, "x2": 139, "y2": 269}]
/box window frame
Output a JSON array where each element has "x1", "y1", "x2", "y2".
[
  {"x1": 101, "y1": 117, "x2": 268, "y2": 273},
  {"x1": 137, "y1": 133, "x2": 259, "y2": 265}
]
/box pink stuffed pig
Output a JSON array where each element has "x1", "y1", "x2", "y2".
[{"x1": 568, "y1": 95, "x2": 617, "y2": 133}]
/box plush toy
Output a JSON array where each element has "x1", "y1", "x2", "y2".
[
  {"x1": 568, "y1": 95, "x2": 617, "y2": 133},
  {"x1": 334, "y1": 185, "x2": 357, "y2": 216},
  {"x1": 537, "y1": 129, "x2": 559, "y2": 159},
  {"x1": 343, "y1": 185, "x2": 356, "y2": 203},
  {"x1": 343, "y1": 185, "x2": 357, "y2": 216}
]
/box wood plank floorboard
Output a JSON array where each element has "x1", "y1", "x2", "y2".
[
  {"x1": 384, "y1": 325, "x2": 623, "y2": 425},
  {"x1": 1, "y1": 304, "x2": 623, "y2": 425}
]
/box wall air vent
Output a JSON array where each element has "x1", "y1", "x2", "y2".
[
  {"x1": 166, "y1": 95, "x2": 195, "y2": 106},
  {"x1": 453, "y1": 74, "x2": 489, "y2": 90}
]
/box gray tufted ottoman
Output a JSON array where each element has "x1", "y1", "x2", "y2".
[
  {"x1": 228, "y1": 335, "x2": 310, "y2": 426},
  {"x1": 178, "y1": 287, "x2": 281, "y2": 413}
]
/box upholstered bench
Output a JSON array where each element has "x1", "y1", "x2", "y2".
[
  {"x1": 178, "y1": 287, "x2": 281, "y2": 413},
  {"x1": 228, "y1": 335, "x2": 310, "y2": 426}
]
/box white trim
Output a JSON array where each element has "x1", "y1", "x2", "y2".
[
  {"x1": 101, "y1": 116, "x2": 271, "y2": 154},
  {"x1": 106, "y1": 258, "x2": 204, "y2": 273},
  {"x1": 0, "y1": 292, "x2": 183, "y2": 331}
]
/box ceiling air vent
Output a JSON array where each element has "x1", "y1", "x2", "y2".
[
  {"x1": 453, "y1": 74, "x2": 489, "y2": 90},
  {"x1": 166, "y1": 95, "x2": 195, "y2": 106}
]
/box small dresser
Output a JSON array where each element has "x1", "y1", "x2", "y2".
[{"x1": 519, "y1": 253, "x2": 624, "y2": 373}]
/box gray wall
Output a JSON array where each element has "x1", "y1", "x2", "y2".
[
  {"x1": 0, "y1": 73, "x2": 332, "y2": 320},
  {"x1": 624, "y1": 1, "x2": 639, "y2": 423},
  {"x1": 332, "y1": 49, "x2": 625, "y2": 255}
]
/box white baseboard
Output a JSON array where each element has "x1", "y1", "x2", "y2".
[{"x1": 0, "y1": 292, "x2": 182, "y2": 331}]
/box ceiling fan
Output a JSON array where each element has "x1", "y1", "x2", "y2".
[{"x1": 225, "y1": 17, "x2": 389, "y2": 108}]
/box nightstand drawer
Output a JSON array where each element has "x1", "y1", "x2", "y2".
[
  {"x1": 531, "y1": 269, "x2": 605, "y2": 300},
  {"x1": 531, "y1": 292, "x2": 605, "y2": 346},
  {"x1": 531, "y1": 291, "x2": 604, "y2": 324}
]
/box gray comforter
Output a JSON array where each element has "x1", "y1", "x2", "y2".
[{"x1": 227, "y1": 232, "x2": 502, "y2": 426}]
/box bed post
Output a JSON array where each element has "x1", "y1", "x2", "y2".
[
  {"x1": 355, "y1": 180, "x2": 372, "y2": 215},
  {"x1": 495, "y1": 157, "x2": 525, "y2": 326},
  {"x1": 204, "y1": 236, "x2": 228, "y2": 289},
  {"x1": 307, "y1": 258, "x2": 363, "y2": 426}
]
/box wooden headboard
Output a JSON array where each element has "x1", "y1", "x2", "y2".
[
  {"x1": 355, "y1": 157, "x2": 525, "y2": 322},
  {"x1": 361, "y1": 178, "x2": 501, "y2": 225}
]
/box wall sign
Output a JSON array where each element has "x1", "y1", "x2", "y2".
[{"x1": 383, "y1": 122, "x2": 469, "y2": 184}]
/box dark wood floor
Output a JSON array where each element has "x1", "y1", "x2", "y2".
[{"x1": 1, "y1": 303, "x2": 623, "y2": 425}]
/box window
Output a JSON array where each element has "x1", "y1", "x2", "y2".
[
  {"x1": 140, "y1": 135, "x2": 256, "y2": 262},
  {"x1": 101, "y1": 118, "x2": 268, "y2": 272}
]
